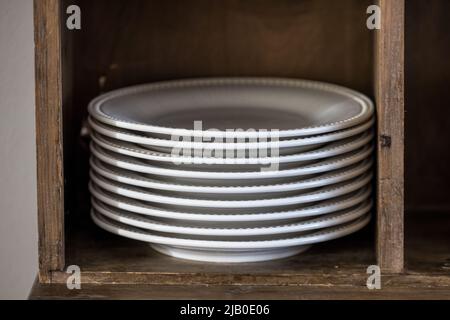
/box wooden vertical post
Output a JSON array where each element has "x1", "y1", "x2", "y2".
[
  {"x1": 375, "y1": 0, "x2": 405, "y2": 273},
  {"x1": 34, "y1": 0, "x2": 65, "y2": 282}
]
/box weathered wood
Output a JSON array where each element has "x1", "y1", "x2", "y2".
[
  {"x1": 32, "y1": 210, "x2": 450, "y2": 298},
  {"x1": 34, "y1": 0, "x2": 65, "y2": 282},
  {"x1": 29, "y1": 279, "x2": 450, "y2": 300},
  {"x1": 375, "y1": 0, "x2": 405, "y2": 273},
  {"x1": 33, "y1": 209, "x2": 450, "y2": 298}
]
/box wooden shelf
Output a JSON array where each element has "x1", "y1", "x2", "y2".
[
  {"x1": 51, "y1": 214, "x2": 376, "y2": 285},
  {"x1": 48, "y1": 211, "x2": 450, "y2": 285},
  {"x1": 35, "y1": 0, "x2": 405, "y2": 284},
  {"x1": 30, "y1": 281, "x2": 450, "y2": 300},
  {"x1": 32, "y1": 0, "x2": 449, "y2": 300},
  {"x1": 30, "y1": 212, "x2": 450, "y2": 299}
]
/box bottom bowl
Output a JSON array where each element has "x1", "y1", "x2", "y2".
[{"x1": 151, "y1": 244, "x2": 311, "y2": 263}]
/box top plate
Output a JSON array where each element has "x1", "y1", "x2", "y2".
[{"x1": 89, "y1": 78, "x2": 374, "y2": 139}]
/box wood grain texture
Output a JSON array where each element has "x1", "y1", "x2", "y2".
[
  {"x1": 375, "y1": 0, "x2": 405, "y2": 273},
  {"x1": 34, "y1": 0, "x2": 65, "y2": 282},
  {"x1": 29, "y1": 279, "x2": 450, "y2": 300},
  {"x1": 61, "y1": 0, "x2": 76, "y2": 218}
]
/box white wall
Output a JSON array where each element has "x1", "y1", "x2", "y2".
[{"x1": 0, "y1": 0, "x2": 38, "y2": 299}]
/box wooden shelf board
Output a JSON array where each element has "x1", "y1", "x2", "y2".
[
  {"x1": 30, "y1": 279, "x2": 450, "y2": 300},
  {"x1": 39, "y1": 210, "x2": 450, "y2": 289},
  {"x1": 49, "y1": 214, "x2": 376, "y2": 285},
  {"x1": 31, "y1": 211, "x2": 449, "y2": 299}
]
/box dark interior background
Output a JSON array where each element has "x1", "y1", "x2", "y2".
[{"x1": 405, "y1": 0, "x2": 450, "y2": 212}]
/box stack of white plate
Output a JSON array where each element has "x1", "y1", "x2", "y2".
[{"x1": 87, "y1": 78, "x2": 375, "y2": 263}]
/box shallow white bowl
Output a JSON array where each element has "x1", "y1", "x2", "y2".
[
  {"x1": 90, "y1": 141, "x2": 373, "y2": 183},
  {"x1": 90, "y1": 130, "x2": 374, "y2": 169},
  {"x1": 88, "y1": 116, "x2": 374, "y2": 155},
  {"x1": 90, "y1": 156, "x2": 373, "y2": 199},
  {"x1": 88, "y1": 78, "x2": 374, "y2": 139},
  {"x1": 91, "y1": 197, "x2": 373, "y2": 237},
  {"x1": 89, "y1": 182, "x2": 372, "y2": 222},
  {"x1": 150, "y1": 245, "x2": 312, "y2": 263},
  {"x1": 89, "y1": 169, "x2": 373, "y2": 210},
  {"x1": 91, "y1": 210, "x2": 371, "y2": 263}
]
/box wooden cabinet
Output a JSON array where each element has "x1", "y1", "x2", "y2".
[{"x1": 30, "y1": 0, "x2": 450, "y2": 299}]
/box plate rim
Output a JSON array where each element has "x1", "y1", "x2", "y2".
[
  {"x1": 88, "y1": 182, "x2": 372, "y2": 222},
  {"x1": 90, "y1": 129, "x2": 374, "y2": 165},
  {"x1": 90, "y1": 156, "x2": 373, "y2": 194},
  {"x1": 90, "y1": 141, "x2": 374, "y2": 180},
  {"x1": 88, "y1": 77, "x2": 374, "y2": 139},
  {"x1": 88, "y1": 116, "x2": 375, "y2": 150},
  {"x1": 91, "y1": 197, "x2": 373, "y2": 237},
  {"x1": 89, "y1": 170, "x2": 373, "y2": 208},
  {"x1": 90, "y1": 209, "x2": 371, "y2": 249}
]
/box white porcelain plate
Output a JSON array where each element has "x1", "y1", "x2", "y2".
[
  {"x1": 90, "y1": 170, "x2": 373, "y2": 210},
  {"x1": 91, "y1": 209, "x2": 371, "y2": 263},
  {"x1": 90, "y1": 141, "x2": 373, "y2": 183},
  {"x1": 92, "y1": 197, "x2": 373, "y2": 237},
  {"x1": 88, "y1": 116, "x2": 375, "y2": 155},
  {"x1": 150, "y1": 245, "x2": 312, "y2": 263},
  {"x1": 90, "y1": 156, "x2": 373, "y2": 198},
  {"x1": 88, "y1": 78, "x2": 374, "y2": 139},
  {"x1": 90, "y1": 130, "x2": 374, "y2": 168},
  {"x1": 89, "y1": 182, "x2": 372, "y2": 222}
]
